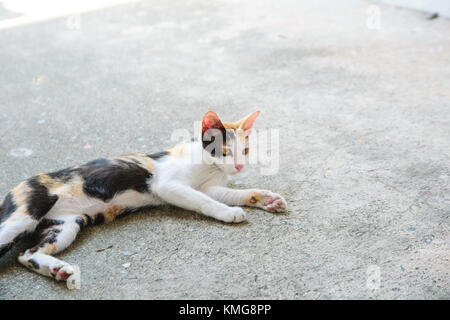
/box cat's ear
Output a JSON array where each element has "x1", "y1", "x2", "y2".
[
  {"x1": 237, "y1": 110, "x2": 260, "y2": 131},
  {"x1": 202, "y1": 111, "x2": 225, "y2": 134}
]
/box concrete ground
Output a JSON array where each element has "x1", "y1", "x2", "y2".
[{"x1": 0, "y1": 0, "x2": 449, "y2": 299}]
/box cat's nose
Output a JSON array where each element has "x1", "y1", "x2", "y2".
[{"x1": 235, "y1": 164, "x2": 244, "y2": 172}]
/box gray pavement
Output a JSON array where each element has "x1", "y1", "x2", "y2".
[{"x1": 0, "y1": 0, "x2": 449, "y2": 299}]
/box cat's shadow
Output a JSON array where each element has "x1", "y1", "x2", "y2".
[
  {"x1": 0, "y1": 203, "x2": 292, "y2": 292},
  {"x1": 0, "y1": 205, "x2": 257, "y2": 290}
]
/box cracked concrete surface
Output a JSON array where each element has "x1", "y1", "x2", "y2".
[{"x1": 0, "y1": 0, "x2": 449, "y2": 299}]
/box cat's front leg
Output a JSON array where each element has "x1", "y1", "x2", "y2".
[
  {"x1": 153, "y1": 182, "x2": 246, "y2": 223},
  {"x1": 204, "y1": 186, "x2": 287, "y2": 213}
]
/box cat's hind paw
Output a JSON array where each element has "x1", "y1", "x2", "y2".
[
  {"x1": 248, "y1": 191, "x2": 287, "y2": 213},
  {"x1": 51, "y1": 263, "x2": 74, "y2": 281},
  {"x1": 218, "y1": 207, "x2": 247, "y2": 223}
]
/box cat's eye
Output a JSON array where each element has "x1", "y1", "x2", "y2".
[
  {"x1": 222, "y1": 148, "x2": 232, "y2": 156},
  {"x1": 243, "y1": 147, "x2": 249, "y2": 155}
]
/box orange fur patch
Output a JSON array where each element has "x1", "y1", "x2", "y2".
[
  {"x1": 37, "y1": 173, "x2": 63, "y2": 191},
  {"x1": 167, "y1": 144, "x2": 187, "y2": 157},
  {"x1": 66, "y1": 177, "x2": 84, "y2": 198},
  {"x1": 139, "y1": 157, "x2": 154, "y2": 173},
  {"x1": 223, "y1": 122, "x2": 239, "y2": 129},
  {"x1": 116, "y1": 154, "x2": 154, "y2": 173},
  {"x1": 235, "y1": 129, "x2": 248, "y2": 144},
  {"x1": 104, "y1": 205, "x2": 124, "y2": 223},
  {"x1": 34, "y1": 242, "x2": 58, "y2": 255},
  {"x1": 246, "y1": 192, "x2": 264, "y2": 205},
  {"x1": 11, "y1": 181, "x2": 31, "y2": 210},
  {"x1": 41, "y1": 243, "x2": 57, "y2": 255},
  {"x1": 80, "y1": 214, "x2": 90, "y2": 225}
]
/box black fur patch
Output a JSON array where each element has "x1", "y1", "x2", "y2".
[
  {"x1": 36, "y1": 218, "x2": 64, "y2": 232},
  {"x1": 202, "y1": 128, "x2": 231, "y2": 157},
  {"x1": 48, "y1": 167, "x2": 76, "y2": 183},
  {"x1": 0, "y1": 192, "x2": 17, "y2": 223},
  {"x1": 93, "y1": 213, "x2": 105, "y2": 225},
  {"x1": 80, "y1": 158, "x2": 152, "y2": 202},
  {"x1": 30, "y1": 228, "x2": 61, "y2": 253},
  {"x1": 39, "y1": 228, "x2": 61, "y2": 245},
  {"x1": 116, "y1": 206, "x2": 154, "y2": 220},
  {"x1": 0, "y1": 231, "x2": 30, "y2": 257},
  {"x1": 124, "y1": 157, "x2": 142, "y2": 165},
  {"x1": 27, "y1": 177, "x2": 59, "y2": 220},
  {"x1": 29, "y1": 258, "x2": 40, "y2": 270},
  {"x1": 75, "y1": 217, "x2": 85, "y2": 229},
  {"x1": 147, "y1": 151, "x2": 169, "y2": 160},
  {"x1": 0, "y1": 242, "x2": 13, "y2": 258},
  {"x1": 83, "y1": 214, "x2": 93, "y2": 225}
]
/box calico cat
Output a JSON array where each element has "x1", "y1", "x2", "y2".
[{"x1": 0, "y1": 111, "x2": 287, "y2": 283}]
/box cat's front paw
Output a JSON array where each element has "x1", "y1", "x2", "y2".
[
  {"x1": 218, "y1": 207, "x2": 247, "y2": 223},
  {"x1": 247, "y1": 191, "x2": 287, "y2": 213}
]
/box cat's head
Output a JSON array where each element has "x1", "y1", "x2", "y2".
[{"x1": 201, "y1": 110, "x2": 260, "y2": 175}]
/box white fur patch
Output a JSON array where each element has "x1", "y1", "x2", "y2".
[{"x1": 45, "y1": 189, "x2": 164, "y2": 220}]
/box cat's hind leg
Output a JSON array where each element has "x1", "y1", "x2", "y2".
[
  {"x1": 1, "y1": 178, "x2": 59, "y2": 258},
  {"x1": 0, "y1": 212, "x2": 39, "y2": 257},
  {"x1": 17, "y1": 215, "x2": 84, "y2": 281},
  {"x1": 0, "y1": 189, "x2": 42, "y2": 258}
]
